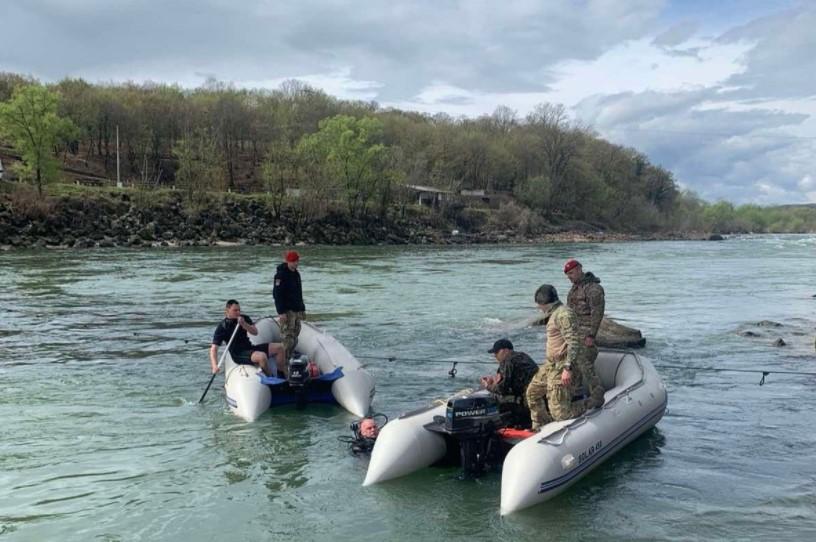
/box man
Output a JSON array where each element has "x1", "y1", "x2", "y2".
[
  {"x1": 210, "y1": 299, "x2": 281, "y2": 376},
  {"x1": 480, "y1": 338, "x2": 539, "y2": 428},
  {"x1": 525, "y1": 284, "x2": 587, "y2": 430},
  {"x1": 274, "y1": 250, "x2": 306, "y2": 361},
  {"x1": 564, "y1": 258, "x2": 606, "y2": 410}
]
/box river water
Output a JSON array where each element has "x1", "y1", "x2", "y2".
[{"x1": 1, "y1": 236, "x2": 815, "y2": 541}]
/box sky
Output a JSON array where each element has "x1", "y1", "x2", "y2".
[{"x1": 1, "y1": 0, "x2": 814, "y2": 205}]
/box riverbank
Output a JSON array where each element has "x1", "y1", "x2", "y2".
[{"x1": 0, "y1": 184, "x2": 704, "y2": 250}]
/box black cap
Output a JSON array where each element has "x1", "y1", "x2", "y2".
[
  {"x1": 488, "y1": 338, "x2": 514, "y2": 354},
  {"x1": 534, "y1": 284, "x2": 559, "y2": 305}
]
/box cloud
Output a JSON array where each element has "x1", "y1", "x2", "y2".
[
  {"x1": 574, "y1": 88, "x2": 816, "y2": 204},
  {"x1": 1, "y1": 0, "x2": 814, "y2": 204},
  {"x1": 0, "y1": 0, "x2": 664, "y2": 100},
  {"x1": 653, "y1": 20, "x2": 699, "y2": 47}
]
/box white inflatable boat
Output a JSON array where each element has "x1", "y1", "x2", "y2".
[
  {"x1": 363, "y1": 349, "x2": 667, "y2": 515},
  {"x1": 223, "y1": 318, "x2": 375, "y2": 422}
]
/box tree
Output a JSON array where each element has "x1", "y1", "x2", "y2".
[
  {"x1": 299, "y1": 115, "x2": 389, "y2": 218},
  {"x1": 261, "y1": 135, "x2": 303, "y2": 217},
  {"x1": 0, "y1": 84, "x2": 78, "y2": 195},
  {"x1": 173, "y1": 129, "x2": 223, "y2": 204}
]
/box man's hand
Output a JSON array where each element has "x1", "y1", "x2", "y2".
[
  {"x1": 211, "y1": 364, "x2": 220, "y2": 375},
  {"x1": 278, "y1": 313, "x2": 287, "y2": 322},
  {"x1": 584, "y1": 335, "x2": 595, "y2": 347},
  {"x1": 560, "y1": 368, "x2": 572, "y2": 387}
]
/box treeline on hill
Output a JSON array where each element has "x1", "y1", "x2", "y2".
[{"x1": 1, "y1": 71, "x2": 814, "y2": 234}]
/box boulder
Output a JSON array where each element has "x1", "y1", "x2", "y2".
[
  {"x1": 756, "y1": 320, "x2": 782, "y2": 327},
  {"x1": 531, "y1": 315, "x2": 646, "y2": 348},
  {"x1": 708, "y1": 234, "x2": 725, "y2": 241},
  {"x1": 772, "y1": 338, "x2": 786, "y2": 347}
]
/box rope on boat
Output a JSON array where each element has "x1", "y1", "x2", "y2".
[
  {"x1": 651, "y1": 363, "x2": 816, "y2": 386},
  {"x1": 356, "y1": 354, "x2": 816, "y2": 385}
]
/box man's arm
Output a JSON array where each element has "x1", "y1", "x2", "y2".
[
  {"x1": 587, "y1": 284, "x2": 605, "y2": 340},
  {"x1": 209, "y1": 344, "x2": 219, "y2": 374},
  {"x1": 273, "y1": 270, "x2": 287, "y2": 315},
  {"x1": 240, "y1": 315, "x2": 258, "y2": 336}
]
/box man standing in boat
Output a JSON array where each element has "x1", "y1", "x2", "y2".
[
  {"x1": 480, "y1": 338, "x2": 539, "y2": 428},
  {"x1": 210, "y1": 299, "x2": 279, "y2": 376},
  {"x1": 526, "y1": 284, "x2": 586, "y2": 430},
  {"x1": 274, "y1": 250, "x2": 306, "y2": 362},
  {"x1": 564, "y1": 259, "x2": 606, "y2": 410}
]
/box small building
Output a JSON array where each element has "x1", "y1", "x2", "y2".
[{"x1": 405, "y1": 184, "x2": 454, "y2": 207}]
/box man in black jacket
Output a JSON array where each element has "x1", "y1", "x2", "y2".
[{"x1": 274, "y1": 250, "x2": 306, "y2": 360}]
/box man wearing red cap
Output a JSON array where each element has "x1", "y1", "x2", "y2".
[
  {"x1": 274, "y1": 250, "x2": 306, "y2": 360},
  {"x1": 564, "y1": 258, "x2": 606, "y2": 409}
]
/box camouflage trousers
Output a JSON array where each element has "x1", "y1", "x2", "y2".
[
  {"x1": 279, "y1": 311, "x2": 304, "y2": 360},
  {"x1": 525, "y1": 362, "x2": 587, "y2": 430},
  {"x1": 578, "y1": 345, "x2": 606, "y2": 410}
]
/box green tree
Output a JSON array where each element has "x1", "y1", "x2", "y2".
[
  {"x1": 261, "y1": 135, "x2": 303, "y2": 218},
  {"x1": 173, "y1": 129, "x2": 223, "y2": 204},
  {"x1": 299, "y1": 115, "x2": 388, "y2": 218},
  {"x1": 0, "y1": 84, "x2": 78, "y2": 195}
]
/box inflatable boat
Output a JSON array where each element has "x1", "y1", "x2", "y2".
[
  {"x1": 223, "y1": 318, "x2": 375, "y2": 422},
  {"x1": 362, "y1": 349, "x2": 667, "y2": 515}
]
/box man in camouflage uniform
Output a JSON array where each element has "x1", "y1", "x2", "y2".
[
  {"x1": 564, "y1": 259, "x2": 606, "y2": 410},
  {"x1": 480, "y1": 338, "x2": 539, "y2": 428},
  {"x1": 526, "y1": 284, "x2": 587, "y2": 430}
]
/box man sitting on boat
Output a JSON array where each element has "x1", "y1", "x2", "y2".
[
  {"x1": 210, "y1": 299, "x2": 283, "y2": 377},
  {"x1": 480, "y1": 338, "x2": 539, "y2": 428},
  {"x1": 526, "y1": 285, "x2": 587, "y2": 430}
]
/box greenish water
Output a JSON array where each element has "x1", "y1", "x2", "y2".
[{"x1": 1, "y1": 236, "x2": 815, "y2": 541}]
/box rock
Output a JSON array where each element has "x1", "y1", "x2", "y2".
[
  {"x1": 708, "y1": 234, "x2": 725, "y2": 241},
  {"x1": 741, "y1": 331, "x2": 760, "y2": 338},
  {"x1": 756, "y1": 320, "x2": 782, "y2": 327},
  {"x1": 772, "y1": 338, "x2": 786, "y2": 347},
  {"x1": 597, "y1": 317, "x2": 646, "y2": 348},
  {"x1": 531, "y1": 315, "x2": 646, "y2": 349}
]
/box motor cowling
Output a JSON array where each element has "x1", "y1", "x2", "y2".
[
  {"x1": 425, "y1": 393, "x2": 507, "y2": 477},
  {"x1": 444, "y1": 395, "x2": 502, "y2": 435},
  {"x1": 287, "y1": 354, "x2": 311, "y2": 387}
]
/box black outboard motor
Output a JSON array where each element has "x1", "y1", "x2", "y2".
[
  {"x1": 287, "y1": 354, "x2": 311, "y2": 408},
  {"x1": 287, "y1": 354, "x2": 311, "y2": 388},
  {"x1": 425, "y1": 393, "x2": 507, "y2": 477}
]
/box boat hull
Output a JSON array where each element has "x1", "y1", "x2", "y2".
[
  {"x1": 362, "y1": 350, "x2": 667, "y2": 515},
  {"x1": 222, "y1": 318, "x2": 375, "y2": 422}
]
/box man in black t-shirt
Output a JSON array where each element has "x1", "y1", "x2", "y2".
[{"x1": 209, "y1": 299, "x2": 283, "y2": 377}]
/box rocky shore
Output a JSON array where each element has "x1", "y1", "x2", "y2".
[{"x1": 0, "y1": 189, "x2": 703, "y2": 250}]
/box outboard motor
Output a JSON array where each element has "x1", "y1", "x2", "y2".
[
  {"x1": 287, "y1": 354, "x2": 312, "y2": 408},
  {"x1": 425, "y1": 393, "x2": 507, "y2": 477},
  {"x1": 287, "y1": 354, "x2": 311, "y2": 388}
]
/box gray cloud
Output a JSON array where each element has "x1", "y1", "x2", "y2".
[
  {"x1": 574, "y1": 90, "x2": 815, "y2": 203},
  {"x1": 718, "y1": 5, "x2": 816, "y2": 100},
  {"x1": 652, "y1": 20, "x2": 699, "y2": 47},
  {"x1": 0, "y1": 0, "x2": 664, "y2": 100}
]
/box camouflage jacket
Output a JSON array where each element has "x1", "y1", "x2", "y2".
[
  {"x1": 545, "y1": 303, "x2": 581, "y2": 372},
  {"x1": 487, "y1": 351, "x2": 539, "y2": 399},
  {"x1": 567, "y1": 271, "x2": 605, "y2": 339}
]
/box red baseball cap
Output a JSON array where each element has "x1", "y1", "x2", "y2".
[
  {"x1": 563, "y1": 259, "x2": 581, "y2": 273},
  {"x1": 285, "y1": 250, "x2": 300, "y2": 263}
]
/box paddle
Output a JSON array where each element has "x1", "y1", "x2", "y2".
[{"x1": 198, "y1": 318, "x2": 242, "y2": 404}]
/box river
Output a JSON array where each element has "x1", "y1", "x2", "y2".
[{"x1": 1, "y1": 236, "x2": 815, "y2": 541}]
